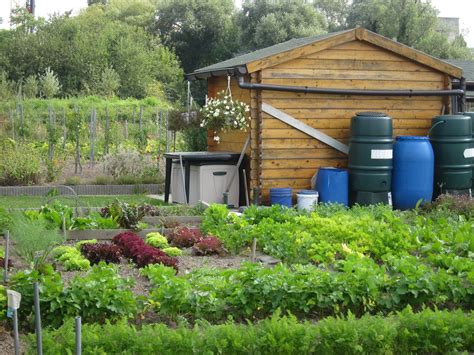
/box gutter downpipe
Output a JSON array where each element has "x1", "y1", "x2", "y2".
[{"x1": 236, "y1": 75, "x2": 465, "y2": 98}]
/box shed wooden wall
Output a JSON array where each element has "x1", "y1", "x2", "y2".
[
  {"x1": 258, "y1": 40, "x2": 450, "y2": 199},
  {"x1": 207, "y1": 75, "x2": 259, "y2": 198},
  {"x1": 207, "y1": 39, "x2": 452, "y2": 202}
]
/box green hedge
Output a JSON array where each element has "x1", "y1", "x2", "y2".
[{"x1": 26, "y1": 308, "x2": 474, "y2": 354}]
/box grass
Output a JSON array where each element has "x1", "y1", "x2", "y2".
[{"x1": 0, "y1": 195, "x2": 168, "y2": 209}]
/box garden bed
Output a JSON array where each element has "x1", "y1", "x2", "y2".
[{"x1": 0, "y1": 194, "x2": 473, "y2": 353}]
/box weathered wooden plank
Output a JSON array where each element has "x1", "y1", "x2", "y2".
[
  {"x1": 262, "y1": 103, "x2": 349, "y2": 154},
  {"x1": 361, "y1": 29, "x2": 462, "y2": 78},
  {"x1": 262, "y1": 168, "x2": 317, "y2": 179},
  {"x1": 247, "y1": 30, "x2": 356, "y2": 73},
  {"x1": 262, "y1": 68, "x2": 444, "y2": 82},
  {"x1": 261, "y1": 179, "x2": 311, "y2": 189},
  {"x1": 263, "y1": 128, "x2": 349, "y2": 140},
  {"x1": 262, "y1": 138, "x2": 350, "y2": 149},
  {"x1": 262, "y1": 148, "x2": 347, "y2": 159},
  {"x1": 262, "y1": 159, "x2": 347, "y2": 169},
  {"x1": 261, "y1": 78, "x2": 445, "y2": 90},
  {"x1": 273, "y1": 58, "x2": 433, "y2": 72},
  {"x1": 261, "y1": 91, "x2": 442, "y2": 101},
  {"x1": 261, "y1": 109, "x2": 440, "y2": 121},
  {"x1": 264, "y1": 118, "x2": 432, "y2": 131},
  {"x1": 305, "y1": 49, "x2": 408, "y2": 61},
  {"x1": 262, "y1": 98, "x2": 442, "y2": 110}
]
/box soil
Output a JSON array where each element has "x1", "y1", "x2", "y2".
[{"x1": 0, "y1": 325, "x2": 16, "y2": 355}]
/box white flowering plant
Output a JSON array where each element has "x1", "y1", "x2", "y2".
[{"x1": 200, "y1": 90, "x2": 250, "y2": 142}]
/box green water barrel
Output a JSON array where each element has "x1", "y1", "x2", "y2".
[
  {"x1": 348, "y1": 112, "x2": 393, "y2": 205},
  {"x1": 463, "y1": 112, "x2": 474, "y2": 189},
  {"x1": 430, "y1": 115, "x2": 473, "y2": 196}
]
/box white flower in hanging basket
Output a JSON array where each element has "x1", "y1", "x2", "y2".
[{"x1": 201, "y1": 90, "x2": 250, "y2": 143}]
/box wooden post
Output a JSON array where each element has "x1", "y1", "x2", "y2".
[
  {"x1": 74, "y1": 105, "x2": 82, "y2": 174},
  {"x1": 104, "y1": 106, "x2": 109, "y2": 155},
  {"x1": 157, "y1": 110, "x2": 162, "y2": 170},
  {"x1": 165, "y1": 111, "x2": 169, "y2": 152},
  {"x1": 62, "y1": 107, "x2": 66, "y2": 150},
  {"x1": 89, "y1": 108, "x2": 96, "y2": 167}
]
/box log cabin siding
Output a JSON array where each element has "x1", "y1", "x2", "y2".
[{"x1": 258, "y1": 40, "x2": 449, "y2": 200}]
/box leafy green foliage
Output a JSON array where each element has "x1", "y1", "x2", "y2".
[
  {"x1": 162, "y1": 247, "x2": 182, "y2": 257},
  {"x1": 101, "y1": 199, "x2": 146, "y2": 230},
  {"x1": 346, "y1": 0, "x2": 472, "y2": 59},
  {"x1": 39, "y1": 67, "x2": 61, "y2": 98},
  {"x1": 51, "y1": 246, "x2": 91, "y2": 271},
  {"x1": 10, "y1": 215, "x2": 64, "y2": 268},
  {"x1": 0, "y1": 142, "x2": 43, "y2": 185},
  {"x1": 28, "y1": 309, "x2": 474, "y2": 354},
  {"x1": 143, "y1": 258, "x2": 472, "y2": 322},
  {"x1": 10, "y1": 262, "x2": 137, "y2": 329},
  {"x1": 0, "y1": 285, "x2": 6, "y2": 320},
  {"x1": 145, "y1": 232, "x2": 169, "y2": 249},
  {"x1": 238, "y1": 0, "x2": 326, "y2": 50}
]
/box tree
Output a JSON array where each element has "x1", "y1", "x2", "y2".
[
  {"x1": 237, "y1": 0, "x2": 327, "y2": 51},
  {"x1": 313, "y1": 0, "x2": 350, "y2": 31},
  {"x1": 154, "y1": 0, "x2": 239, "y2": 74},
  {"x1": 88, "y1": 0, "x2": 108, "y2": 5},
  {"x1": 346, "y1": 0, "x2": 472, "y2": 59},
  {"x1": 40, "y1": 67, "x2": 61, "y2": 98},
  {"x1": 23, "y1": 75, "x2": 38, "y2": 98},
  {"x1": 97, "y1": 67, "x2": 120, "y2": 98}
]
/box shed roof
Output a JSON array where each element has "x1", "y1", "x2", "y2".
[
  {"x1": 190, "y1": 30, "x2": 350, "y2": 76},
  {"x1": 445, "y1": 59, "x2": 474, "y2": 81},
  {"x1": 186, "y1": 28, "x2": 463, "y2": 80}
]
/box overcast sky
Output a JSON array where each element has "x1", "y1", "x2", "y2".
[{"x1": 1, "y1": 0, "x2": 474, "y2": 46}]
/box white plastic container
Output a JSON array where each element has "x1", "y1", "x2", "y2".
[
  {"x1": 171, "y1": 163, "x2": 239, "y2": 206},
  {"x1": 297, "y1": 190, "x2": 319, "y2": 211},
  {"x1": 190, "y1": 165, "x2": 239, "y2": 206},
  {"x1": 171, "y1": 162, "x2": 186, "y2": 203}
]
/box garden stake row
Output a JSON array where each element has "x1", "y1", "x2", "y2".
[{"x1": 3, "y1": 230, "x2": 9, "y2": 283}]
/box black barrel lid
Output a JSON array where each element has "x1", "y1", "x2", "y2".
[{"x1": 356, "y1": 112, "x2": 387, "y2": 117}]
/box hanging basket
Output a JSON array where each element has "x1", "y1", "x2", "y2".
[
  {"x1": 200, "y1": 90, "x2": 250, "y2": 138},
  {"x1": 168, "y1": 109, "x2": 202, "y2": 131}
]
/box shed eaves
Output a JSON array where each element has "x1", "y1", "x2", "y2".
[
  {"x1": 190, "y1": 30, "x2": 352, "y2": 76},
  {"x1": 445, "y1": 59, "x2": 474, "y2": 81}
]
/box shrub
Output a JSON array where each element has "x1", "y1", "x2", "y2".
[
  {"x1": 191, "y1": 236, "x2": 225, "y2": 256},
  {"x1": 10, "y1": 263, "x2": 137, "y2": 329},
  {"x1": 101, "y1": 200, "x2": 146, "y2": 230},
  {"x1": 11, "y1": 216, "x2": 64, "y2": 269},
  {"x1": 169, "y1": 227, "x2": 203, "y2": 248},
  {"x1": 0, "y1": 285, "x2": 6, "y2": 320},
  {"x1": 27, "y1": 309, "x2": 474, "y2": 354},
  {"x1": 80, "y1": 243, "x2": 122, "y2": 265},
  {"x1": 64, "y1": 176, "x2": 81, "y2": 186},
  {"x1": 113, "y1": 231, "x2": 178, "y2": 270},
  {"x1": 94, "y1": 175, "x2": 113, "y2": 185},
  {"x1": 162, "y1": 247, "x2": 182, "y2": 257},
  {"x1": 103, "y1": 150, "x2": 153, "y2": 181},
  {"x1": 0, "y1": 143, "x2": 43, "y2": 185},
  {"x1": 145, "y1": 232, "x2": 169, "y2": 249},
  {"x1": 0, "y1": 207, "x2": 13, "y2": 231}
]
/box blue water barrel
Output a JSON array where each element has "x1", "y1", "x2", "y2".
[
  {"x1": 269, "y1": 188, "x2": 293, "y2": 207},
  {"x1": 392, "y1": 136, "x2": 434, "y2": 210},
  {"x1": 315, "y1": 168, "x2": 349, "y2": 206}
]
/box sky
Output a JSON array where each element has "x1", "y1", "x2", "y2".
[{"x1": 1, "y1": 0, "x2": 474, "y2": 46}]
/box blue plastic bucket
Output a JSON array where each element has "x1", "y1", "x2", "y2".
[
  {"x1": 315, "y1": 168, "x2": 349, "y2": 206},
  {"x1": 269, "y1": 188, "x2": 293, "y2": 207}
]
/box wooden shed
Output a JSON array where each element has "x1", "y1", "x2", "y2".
[{"x1": 186, "y1": 28, "x2": 464, "y2": 202}]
